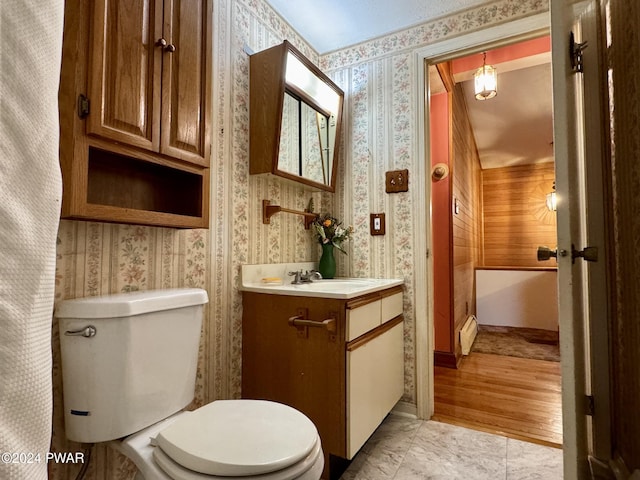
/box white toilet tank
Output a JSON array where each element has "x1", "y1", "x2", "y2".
[{"x1": 56, "y1": 288, "x2": 208, "y2": 444}]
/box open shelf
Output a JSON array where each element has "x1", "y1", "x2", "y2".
[
  {"x1": 60, "y1": 146, "x2": 209, "y2": 228},
  {"x1": 87, "y1": 148, "x2": 203, "y2": 217}
]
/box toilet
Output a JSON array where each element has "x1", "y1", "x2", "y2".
[{"x1": 55, "y1": 288, "x2": 324, "y2": 480}]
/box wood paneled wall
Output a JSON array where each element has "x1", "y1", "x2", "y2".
[
  {"x1": 481, "y1": 163, "x2": 556, "y2": 267},
  {"x1": 435, "y1": 80, "x2": 555, "y2": 364},
  {"x1": 451, "y1": 83, "x2": 482, "y2": 357}
]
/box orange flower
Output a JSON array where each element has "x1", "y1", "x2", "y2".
[{"x1": 312, "y1": 213, "x2": 352, "y2": 254}]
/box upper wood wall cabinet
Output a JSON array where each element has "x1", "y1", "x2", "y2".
[
  {"x1": 250, "y1": 41, "x2": 344, "y2": 192},
  {"x1": 59, "y1": 0, "x2": 212, "y2": 228}
]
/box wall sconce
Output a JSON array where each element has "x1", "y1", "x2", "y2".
[
  {"x1": 474, "y1": 52, "x2": 497, "y2": 100},
  {"x1": 546, "y1": 182, "x2": 557, "y2": 211}
]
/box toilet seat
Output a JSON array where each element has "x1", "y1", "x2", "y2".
[
  {"x1": 153, "y1": 435, "x2": 323, "y2": 480},
  {"x1": 154, "y1": 400, "x2": 321, "y2": 478}
]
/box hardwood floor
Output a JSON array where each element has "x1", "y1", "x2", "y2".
[{"x1": 432, "y1": 352, "x2": 563, "y2": 448}]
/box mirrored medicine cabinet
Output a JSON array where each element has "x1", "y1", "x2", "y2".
[{"x1": 250, "y1": 40, "x2": 344, "y2": 192}]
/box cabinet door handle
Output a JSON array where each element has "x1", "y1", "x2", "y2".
[
  {"x1": 155, "y1": 38, "x2": 167, "y2": 47},
  {"x1": 164, "y1": 44, "x2": 176, "y2": 53},
  {"x1": 288, "y1": 315, "x2": 336, "y2": 333}
]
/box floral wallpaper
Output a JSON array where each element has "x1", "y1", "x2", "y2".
[
  {"x1": 216, "y1": 0, "x2": 548, "y2": 410},
  {"x1": 209, "y1": 0, "x2": 332, "y2": 403},
  {"x1": 321, "y1": 0, "x2": 548, "y2": 70},
  {"x1": 48, "y1": 0, "x2": 550, "y2": 477},
  {"x1": 323, "y1": 0, "x2": 549, "y2": 403}
]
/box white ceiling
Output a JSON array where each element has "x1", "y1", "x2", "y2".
[
  {"x1": 459, "y1": 58, "x2": 554, "y2": 169},
  {"x1": 266, "y1": 0, "x2": 490, "y2": 54},
  {"x1": 265, "y1": 0, "x2": 554, "y2": 170}
]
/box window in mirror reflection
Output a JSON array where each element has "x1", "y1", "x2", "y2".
[{"x1": 278, "y1": 92, "x2": 334, "y2": 185}]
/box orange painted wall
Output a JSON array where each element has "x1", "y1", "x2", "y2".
[
  {"x1": 451, "y1": 35, "x2": 550, "y2": 73},
  {"x1": 430, "y1": 92, "x2": 452, "y2": 353}
]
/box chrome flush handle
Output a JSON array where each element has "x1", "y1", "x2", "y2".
[{"x1": 64, "y1": 326, "x2": 97, "y2": 338}]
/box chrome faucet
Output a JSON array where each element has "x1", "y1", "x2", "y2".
[
  {"x1": 288, "y1": 270, "x2": 323, "y2": 284},
  {"x1": 288, "y1": 270, "x2": 303, "y2": 284},
  {"x1": 307, "y1": 270, "x2": 323, "y2": 281}
]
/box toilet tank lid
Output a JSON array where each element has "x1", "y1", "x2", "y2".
[{"x1": 55, "y1": 288, "x2": 208, "y2": 319}]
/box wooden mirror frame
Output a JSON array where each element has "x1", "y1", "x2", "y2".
[{"x1": 249, "y1": 40, "x2": 344, "y2": 192}]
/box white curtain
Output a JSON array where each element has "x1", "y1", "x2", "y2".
[{"x1": 0, "y1": 1, "x2": 64, "y2": 479}]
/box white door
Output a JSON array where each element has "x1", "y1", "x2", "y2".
[{"x1": 550, "y1": 0, "x2": 611, "y2": 477}]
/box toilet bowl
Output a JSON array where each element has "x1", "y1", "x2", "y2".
[
  {"x1": 113, "y1": 401, "x2": 324, "y2": 480},
  {"x1": 55, "y1": 289, "x2": 323, "y2": 480}
]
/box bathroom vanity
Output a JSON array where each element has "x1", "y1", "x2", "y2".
[{"x1": 241, "y1": 264, "x2": 404, "y2": 479}]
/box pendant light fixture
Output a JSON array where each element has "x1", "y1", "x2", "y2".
[{"x1": 474, "y1": 52, "x2": 497, "y2": 100}]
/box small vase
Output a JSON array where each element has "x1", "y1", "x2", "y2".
[{"x1": 318, "y1": 243, "x2": 336, "y2": 279}]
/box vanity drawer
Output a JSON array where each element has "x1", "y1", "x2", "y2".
[
  {"x1": 381, "y1": 291, "x2": 403, "y2": 322},
  {"x1": 346, "y1": 300, "x2": 380, "y2": 341},
  {"x1": 346, "y1": 290, "x2": 404, "y2": 342}
]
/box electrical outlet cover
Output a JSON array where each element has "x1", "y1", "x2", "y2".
[{"x1": 370, "y1": 213, "x2": 386, "y2": 235}]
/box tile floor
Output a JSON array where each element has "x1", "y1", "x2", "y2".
[{"x1": 340, "y1": 414, "x2": 563, "y2": 480}]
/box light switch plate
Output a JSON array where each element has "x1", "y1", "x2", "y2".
[
  {"x1": 370, "y1": 213, "x2": 386, "y2": 236},
  {"x1": 385, "y1": 169, "x2": 409, "y2": 193}
]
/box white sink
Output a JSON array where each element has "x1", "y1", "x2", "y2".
[
  {"x1": 241, "y1": 275, "x2": 403, "y2": 299},
  {"x1": 291, "y1": 279, "x2": 378, "y2": 292},
  {"x1": 240, "y1": 263, "x2": 403, "y2": 299}
]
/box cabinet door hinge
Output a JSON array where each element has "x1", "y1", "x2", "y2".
[
  {"x1": 585, "y1": 394, "x2": 595, "y2": 416},
  {"x1": 77, "y1": 94, "x2": 90, "y2": 119}
]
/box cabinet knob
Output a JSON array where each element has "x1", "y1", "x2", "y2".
[
  {"x1": 155, "y1": 38, "x2": 167, "y2": 47},
  {"x1": 164, "y1": 44, "x2": 176, "y2": 53}
]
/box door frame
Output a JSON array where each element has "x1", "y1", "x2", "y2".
[
  {"x1": 414, "y1": 12, "x2": 551, "y2": 421},
  {"x1": 415, "y1": 6, "x2": 614, "y2": 476}
]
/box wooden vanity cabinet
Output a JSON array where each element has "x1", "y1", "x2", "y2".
[
  {"x1": 242, "y1": 286, "x2": 404, "y2": 479},
  {"x1": 58, "y1": 0, "x2": 212, "y2": 228}
]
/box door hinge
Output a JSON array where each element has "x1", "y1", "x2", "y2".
[
  {"x1": 570, "y1": 31, "x2": 588, "y2": 73},
  {"x1": 585, "y1": 394, "x2": 595, "y2": 416},
  {"x1": 77, "y1": 94, "x2": 90, "y2": 119},
  {"x1": 572, "y1": 245, "x2": 598, "y2": 263}
]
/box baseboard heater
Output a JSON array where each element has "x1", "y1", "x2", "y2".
[{"x1": 460, "y1": 315, "x2": 478, "y2": 355}]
